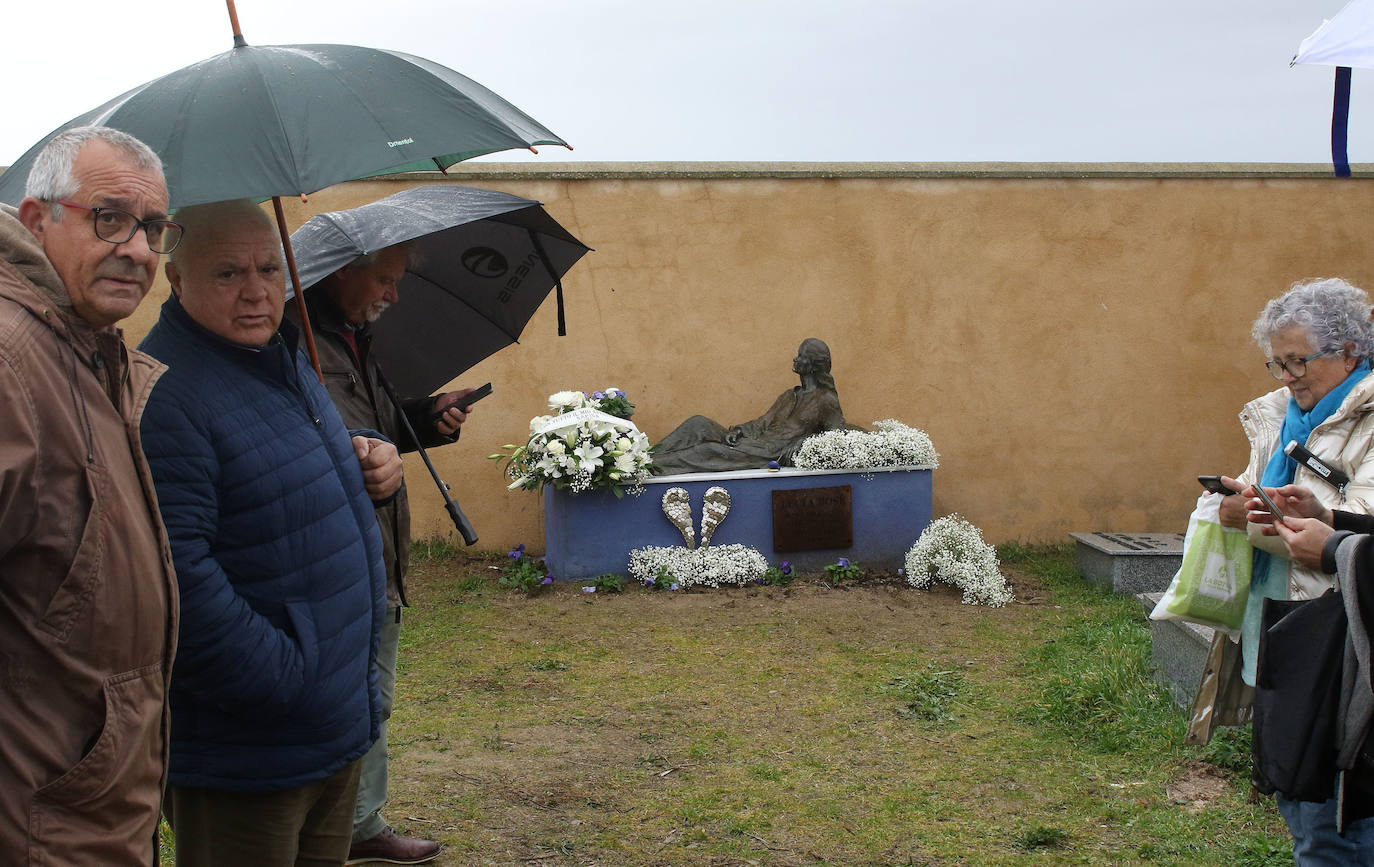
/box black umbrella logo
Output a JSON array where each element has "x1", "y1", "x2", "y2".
[{"x1": 462, "y1": 247, "x2": 508, "y2": 278}]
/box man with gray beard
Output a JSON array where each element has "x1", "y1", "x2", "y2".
[{"x1": 289, "y1": 245, "x2": 476, "y2": 865}]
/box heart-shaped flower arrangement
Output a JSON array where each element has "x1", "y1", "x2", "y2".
[{"x1": 627, "y1": 486, "x2": 766, "y2": 589}]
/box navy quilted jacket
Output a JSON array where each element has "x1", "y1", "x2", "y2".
[{"x1": 139, "y1": 294, "x2": 385, "y2": 792}]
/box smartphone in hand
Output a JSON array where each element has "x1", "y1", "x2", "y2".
[
  {"x1": 1251, "y1": 484, "x2": 1287, "y2": 526},
  {"x1": 428, "y1": 382, "x2": 493, "y2": 423},
  {"x1": 1197, "y1": 475, "x2": 1234, "y2": 496}
]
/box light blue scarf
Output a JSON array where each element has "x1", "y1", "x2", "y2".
[{"x1": 1241, "y1": 360, "x2": 1371, "y2": 685}]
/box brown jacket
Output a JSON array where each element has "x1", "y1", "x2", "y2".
[
  {"x1": 287, "y1": 292, "x2": 455, "y2": 607},
  {"x1": 0, "y1": 207, "x2": 178, "y2": 865}
]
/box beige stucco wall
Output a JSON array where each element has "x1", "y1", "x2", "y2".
[{"x1": 112, "y1": 162, "x2": 1374, "y2": 550}]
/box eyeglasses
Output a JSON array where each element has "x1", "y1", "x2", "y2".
[
  {"x1": 52, "y1": 200, "x2": 184, "y2": 254},
  {"x1": 1265, "y1": 350, "x2": 1338, "y2": 380}
]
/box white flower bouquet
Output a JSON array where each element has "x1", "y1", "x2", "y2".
[
  {"x1": 627, "y1": 543, "x2": 768, "y2": 589},
  {"x1": 904, "y1": 515, "x2": 1012, "y2": 607},
  {"x1": 492, "y1": 388, "x2": 654, "y2": 497},
  {"x1": 791, "y1": 419, "x2": 939, "y2": 470}
]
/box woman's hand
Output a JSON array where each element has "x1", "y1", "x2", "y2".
[
  {"x1": 1271, "y1": 484, "x2": 1333, "y2": 523},
  {"x1": 1248, "y1": 484, "x2": 1334, "y2": 535},
  {"x1": 1216, "y1": 476, "x2": 1251, "y2": 529},
  {"x1": 1273, "y1": 516, "x2": 1335, "y2": 571}
]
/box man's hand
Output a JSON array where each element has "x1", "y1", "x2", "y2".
[
  {"x1": 1273, "y1": 515, "x2": 1335, "y2": 571},
  {"x1": 353, "y1": 436, "x2": 403, "y2": 500},
  {"x1": 431, "y1": 388, "x2": 476, "y2": 437}
]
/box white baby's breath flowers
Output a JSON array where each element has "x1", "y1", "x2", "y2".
[
  {"x1": 904, "y1": 515, "x2": 1011, "y2": 607},
  {"x1": 628, "y1": 544, "x2": 768, "y2": 589},
  {"x1": 792, "y1": 420, "x2": 939, "y2": 470}
]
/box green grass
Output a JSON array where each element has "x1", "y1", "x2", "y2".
[{"x1": 158, "y1": 543, "x2": 1291, "y2": 865}]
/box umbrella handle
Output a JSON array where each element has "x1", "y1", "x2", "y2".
[{"x1": 376, "y1": 372, "x2": 479, "y2": 546}]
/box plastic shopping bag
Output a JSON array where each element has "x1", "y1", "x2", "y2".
[{"x1": 1150, "y1": 492, "x2": 1251, "y2": 634}]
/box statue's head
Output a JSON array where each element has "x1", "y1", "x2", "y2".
[{"x1": 794, "y1": 338, "x2": 832, "y2": 375}]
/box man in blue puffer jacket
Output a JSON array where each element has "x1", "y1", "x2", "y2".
[{"x1": 139, "y1": 200, "x2": 404, "y2": 867}]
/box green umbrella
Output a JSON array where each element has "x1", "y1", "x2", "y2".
[
  {"x1": 0, "y1": 1, "x2": 568, "y2": 375},
  {"x1": 0, "y1": 14, "x2": 567, "y2": 209}
]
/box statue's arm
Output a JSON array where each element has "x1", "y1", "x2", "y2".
[{"x1": 733, "y1": 389, "x2": 796, "y2": 441}]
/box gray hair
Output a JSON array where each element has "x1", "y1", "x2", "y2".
[
  {"x1": 25, "y1": 126, "x2": 164, "y2": 220},
  {"x1": 169, "y1": 199, "x2": 280, "y2": 266},
  {"x1": 1252, "y1": 278, "x2": 1374, "y2": 359},
  {"x1": 345, "y1": 241, "x2": 421, "y2": 274}
]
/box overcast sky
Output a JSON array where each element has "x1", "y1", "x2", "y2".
[{"x1": 4, "y1": 0, "x2": 1371, "y2": 168}]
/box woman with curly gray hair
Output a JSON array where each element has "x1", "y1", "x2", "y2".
[{"x1": 1192, "y1": 277, "x2": 1374, "y2": 862}]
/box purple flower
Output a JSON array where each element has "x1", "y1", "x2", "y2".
[
  {"x1": 754, "y1": 577, "x2": 765, "y2": 585},
  {"x1": 669, "y1": 583, "x2": 680, "y2": 591},
  {"x1": 781, "y1": 561, "x2": 791, "y2": 575},
  {"x1": 643, "y1": 578, "x2": 654, "y2": 586},
  {"x1": 592, "y1": 391, "x2": 605, "y2": 400},
  {"x1": 508, "y1": 543, "x2": 526, "y2": 560},
  {"x1": 582, "y1": 586, "x2": 596, "y2": 593},
  {"x1": 897, "y1": 568, "x2": 906, "y2": 577},
  {"x1": 837, "y1": 558, "x2": 850, "y2": 569},
  {"x1": 540, "y1": 575, "x2": 554, "y2": 585}
]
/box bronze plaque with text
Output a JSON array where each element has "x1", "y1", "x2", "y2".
[{"x1": 772, "y1": 485, "x2": 853, "y2": 551}]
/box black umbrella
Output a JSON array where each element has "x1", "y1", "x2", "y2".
[
  {"x1": 289, "y1": 184, "x2": 590, "y2": 545},
  {"x1": 0, "y1": 0, "x2": 569, "y2": 377},
  {"x1": 289, "y1": 184, "x2": 591, "y2": 396}
]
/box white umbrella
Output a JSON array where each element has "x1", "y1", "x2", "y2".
[
  {"x1": 1290, "y1": 0, "x2": 1374, "y2": 176},
  {"x1": 1294, "y1": 0, "x2": 1374, "y2": 68}
]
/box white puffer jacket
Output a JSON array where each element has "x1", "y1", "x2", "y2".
[{"x1": 1236, "y1": 376, "x2": 1374, "y2": 600}]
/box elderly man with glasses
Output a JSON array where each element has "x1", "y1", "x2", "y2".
[{"x1": 0, "y1": 125, "x2": 181, "y2": 865}]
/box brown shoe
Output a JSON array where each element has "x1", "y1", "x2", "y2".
[{"x1": 345, "y1": 826, "x2": 441, "y2": 865}]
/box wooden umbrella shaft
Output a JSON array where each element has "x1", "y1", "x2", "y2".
[
  {"x1": 271, "y1": 196, "x2": 324, "y2": 381},
  {"x1": 225, "y1": 0, "x2": 247, "y2": 47}
]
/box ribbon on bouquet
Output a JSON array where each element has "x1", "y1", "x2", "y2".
[{"x1": 536, "y1": 407, "x2": 640, "y2": 437}]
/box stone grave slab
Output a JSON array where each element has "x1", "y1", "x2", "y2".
[
  {"x1": 1139, "y1": 591, "x2": 1215, "y2": 709},
  {"x1": 1070, "y1": 532, "x2": 1184, "y2": 595}
]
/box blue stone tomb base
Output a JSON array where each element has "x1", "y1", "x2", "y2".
[{"x1": 543, "y1": 466, "x2": 933, "y2": 580}]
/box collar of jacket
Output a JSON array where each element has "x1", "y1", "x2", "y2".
[
  {"x1": 0, "y1": 203, "x2": 69, "y2": 308},
  {"x1": 0, "y1": 204, "x2": 132, "y2": 398},
  {"x1": 302, "y1": 289, "x2": 359, "y2": 336},
  {"x1": 1241, "y1": 377, "x2": 1374, "y2": 448}
]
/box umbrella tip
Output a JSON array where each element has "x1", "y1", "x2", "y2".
[
  {"x1": 300, "y1": 193, "x2": 309, "y2": 203},
  {"x1": 529, "y1": 146, "x2": 539, "y2": 154}
]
